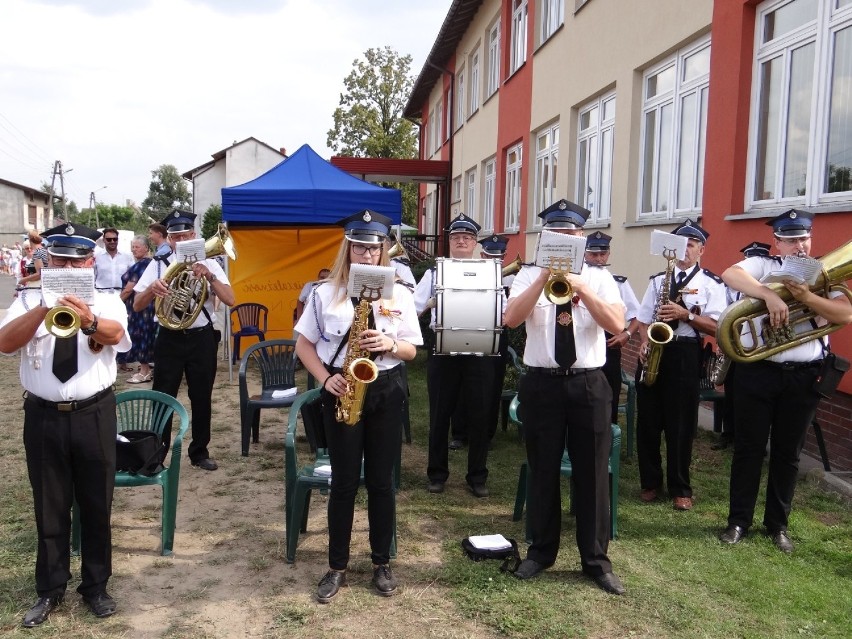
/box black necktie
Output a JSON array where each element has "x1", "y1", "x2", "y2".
[
  {"x1": 677, "y1": 271, "x2": 686, "y2": 284},
  {"x1": 554, "y1": 302, "x2": 576, "y2": 369},
  {"x1": 52, "y1": 337, "x2": 78, "y2": 382}
]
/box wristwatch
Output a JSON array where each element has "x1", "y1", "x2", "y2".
[
  {"x1": 687, "y1": 312, "x2": 695, "y2": 323},
  {"x1": 390, "y1": 340, "x2": 399, "y2": 355},
  {"x1": 82, "y1": 317, "x2": 99, "y2": 335},
  {"x1": 208, "y1": 273, "x2": 217, "y2": 283}
]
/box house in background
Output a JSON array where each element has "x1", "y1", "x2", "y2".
[
  {"x1": 182, "y1": 137, "x2": 287, "y2": 232},
  {"x1": 0, "y1": 177, "x2": 52, "y2": 245},
  {"x1": 406, "y1": 0, "x2": 852, "y2": 470}
]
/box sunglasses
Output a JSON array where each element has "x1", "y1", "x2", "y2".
[{"x1": 104, "y1": 238, "x2": 119, "y2": 242}]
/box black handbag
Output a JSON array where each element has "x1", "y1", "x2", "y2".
[
  {"x1": 301, "y1": 394, "x2": 327, "y2": 451},
  {"x1": 116, "y1": 430, "x2": 166, "y2": 476},
  {"x1": 813, "y1": 352, "x2": 850, "y2": 399},
  {"x1": 460, "y1": 537, "x2": 522, "y2": 573}
]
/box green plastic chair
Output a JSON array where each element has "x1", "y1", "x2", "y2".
[
  {"x1": 500, "y1": 346, "x2": 527, "y2": 437},
  {"x1": 510, "y1": 395, "x2": 621, "y2": 540},
  {"x1": 284, "y1": 388, "x2": 398, "y2": 563},
  {"x1": 618, "y1": 369, "x2": 637, "y2": 457},
  {"x1": 71, "y1": 390, "x2": 189, "y2": 556}
]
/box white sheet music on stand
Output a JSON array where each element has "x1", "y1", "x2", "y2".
[
  {"x1": 650, "y1": 230, "x2": 687, "y2": 260},
  {"x1": 761, "y1": 255, "x2": 822, "y2": 286},
  {"x1": 534, "y1": 230, "x2": 586, "y2": 273},
  {"x1": 348, "y1": 264, "x2": 395, "y2": 300},
  {"x1": 41, "y1": 268, "x2": 96, "y2": 306},
  {"x1": 468, "y1": 534, "x2": 512, "y2": 550},
  {"x1": 174, "y1": 239, "x2": 206, "y2": 263}
]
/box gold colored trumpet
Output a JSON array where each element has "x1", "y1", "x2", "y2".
[
  {"x1": 45, "y1": 306, "x2": 81, "y2": 338},
  {"x1": 544, "y1": 256, "x2": 574, "y2": 305},
  {"x1": 502, "y1": 253, "x2": 523, "y2": 277}
]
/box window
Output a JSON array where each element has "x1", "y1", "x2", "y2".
[
  {"x1": 483, "y1": 158, "x2": 496, "y2": 233},
  {"x1": 434, "y1": 99, "x2": 443, "y2": 154},
  {"x1": 456, "y1": 68, "x2": 465, "y2": 128},
  {"x1": 639, "y1": 36, "x2": 711, "y2": 217},
  {"x1": 444, "y1": 91, "x2": 452, "y2": 141},
  {"x1": 28, "y1": 205, "x2": 37, "y2": 226},
  {"x1": 427, "y1": 108, "x2": 435, "y2": 157},
  {"x1": 469, "y1": 50, "x2": 481, "y2": 114},
  {"x1": 466, "y1": 169, "x2": 477, "y2": 222},
  {"x1": 577, "y1": 93, "x2": 616, "y2": 222},
  {"x1": 748, "y1": 0, "x2": 852, "y2": 207},
  {"x1": 510, "y1": 0, "x2": 528, "y2": 74},
  {"x1": 452, "y1": 176, "x2": 462, "y2": 203},
  {"x1": 424, "y1": 191, "x2": 436, "y2": 235},
  {"x1": 487, "y1": 19, "x2": 501, "y2": 96},
  {"x1": 540, "y1": 0, "x2": 564, "y2": 43},
  {"x1": 534, "y1": 124, "x2": 559, "y2": 226},
  {"x1": 505, "y1": 143, "x2": 523, "y2": 231}
]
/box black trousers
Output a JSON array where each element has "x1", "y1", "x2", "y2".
[
  {"x1": 602, "y1": 343, "x2": 623, "y2": 425},
  {"x1": 427, "y1": 354, "x2": 495, "y2": 486},
  {"x1": 721, "y1": 361, "x2": 738, "y2": 437},
  {"x1": 636, "y1": 341, "x2": 701, "y2": 497},
  {"x1": 451, "y1": 331, "x2": 509, "y2": 442},
  {"x1": 322, "y1": 367, "x2": 404, "y2": 570},
  {"x1": 153, "y1": 325, "x2": 217, "y2": 462},
  {"x1": 518, "y1": 370, "x2": 613, "y2": 576},
  {"x1": 23, "y1": 390, "x2": 116, "y2": 598},
  {"x1": 727, "y1": 360, "x2": 821, "y2": 532}
]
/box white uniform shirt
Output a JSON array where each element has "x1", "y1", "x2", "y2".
[
  {"x1": 509, "y1": 264, "x2": 624, "y2": 369},
  {"x1": 0, "y1": 289, "x2": 131, "y2": 401},
  {"x1": 94, "y1": 251, "x2": 134, "y2": 290},
  {"x1": 295, "y1": 281, "x2": 423, "y2": 371},
  {"x1": 133, "y1": 257, "x2": 229, "y2": 328},
  {"x1": 637, "y1": 265, "x2": 727, "y2": 338},
  {"x1": 392, "y1": 259, "x2": 416, "y2": 288},
  {"x1": 612, "y1": 274, "x2": 640, "y2": 322},
  {"x1": 731, "y1": 255, "x2": 840, "y2": 363}
]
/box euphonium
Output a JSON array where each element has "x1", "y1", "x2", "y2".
[
  {"x1": 45, "y1": 306, "x2": 81, "y2": 338},
  {"x1": 544, "y1": 256, "x2": 574, "y2": 305},
  {"x1": 638, "y1": 248, "x2": 676, "y2": 386},
  {"x1": 335, "y1": 286, "x2": 380, "y2": 426},
  {"x1": 155, "y1": 223, "x2": 237, "y2": 331},
  {"x1": 717, "y1": 240, "x2": 852, "y2": 364},
  {"x1": 387, "y1": 235, "x2": 410, "y2": 262},
  {"x1": 709, "y1": 351, "x2": 731, "y2": 385},
  {"x1": 502, "y1": 253, "x2": 523, "y2": 277}
]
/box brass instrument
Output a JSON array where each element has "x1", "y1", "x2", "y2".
[
  {"x1": 45, "y1": 306, "x2": 81, "y2": 338},
  {"x1": 544, "y1": 256, "x2": 574, "y2": 305},
  {"x1": 709, "y1": 351, "x2": 731, "y2": 385},
  {"x1": 155, "y1": 224, "x2": 237, "y2": 331},
  {"x1": 335, "y1": 285, "x2": 381, "y2": 426},
  {"x1": 638, "y1": 248, "x2": 677, "y2": 386},
  {"x1": 387, "y1": 235, "x2": 409, "y2": 262},
  {"x1": 502, "y1": 253, "x2": 523, "y2": 277},
  {"x1": 717, "y1": 240, "x2": 852, "y2": 364}
]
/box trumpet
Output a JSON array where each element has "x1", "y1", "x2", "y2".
[
  {"x1": 502, "y1": 253, "x2": 523, "y2": 277},
  {"x1": 544, "y1": 256, "x2": 573, "y2": 305},
  {"x1": 45, "y1": 306, "x2": 81, "y2": 338}
]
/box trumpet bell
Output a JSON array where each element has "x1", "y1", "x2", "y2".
[
  {"x1": 45, "y1": 306, "x2": 81, "y2": 338},
  {"x1": 544, "y1": 275, "x2": 573, "y2": 305}
]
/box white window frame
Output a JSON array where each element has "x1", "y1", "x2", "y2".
[
  {"x1": 483, "y1": 158, "x2": 496, "y2": 233},
  {"x1": 533, "y1": 124, "x2": 559, "y2": 228},
  {"x1": 504, "y1": 143, "x2": 523, "y2": 232},
  {"x1": 487, "y1": 18, "x2": 501, "y2": 97},
  {"x1": 466, "y1": 169, "x2": 477, "y2": 223},
  {"x1": 444, "y1": 91, "x2": 452, "y2": 141},
  {"x1": 469, "y1": 49, "x2": 481, "y2": 115},
  {"x1": 424, "y1": 191, "x2": 435, "y2": 235},
  {"x1": 746, "y1": 0, "x2": 852, "y2": 209},
  {"x1": 540, "y1": 0, "x2": 564, "y2": 44},
  {"x1": 434, "y1": 99, "x2": 443, "y2": 155},
  {"x1": 510, "y1": 0, "x2": 528, "y2": 75},
  {"x1": 427, "y1": 108, "x2": 435, "y2": 157},
  {"x1": 576, "y1": 93, "x2": 616, "y2": 223},
  {"x1": 456, "y1": 68, "x2": 465, "y2": 129},
  {"x1": 452, "y1": 176, "x2": 462, "y2": 204},
  {"x1": 638, "y1": 35, "x2": 711, "y2": 219}
]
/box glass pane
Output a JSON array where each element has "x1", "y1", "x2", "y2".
[
  {"x1": 647, "y1": 65, "x2": 675, "y2": 99},
  {"x1": 602, "y1": 97, "x2": 616, "y2": 122},
  {"x1": 580, "y1": 106, "x2": 598, "y2": 131},
  {"x1": 677, "y1": 92, "x2": 697, "y2": 209},
  {"x1": 641, "y1": 110, "x2": 657, "y2": 212},
  {"x1": 600, "y1": 128, "x2": 613, "y2": 219},
  {"x1": 754, "y1": 57, "x2": 782, "y2": 200},
  {"x1": 826, "y1": 26, "x2": 852, "y2": 193},
  {"x1": 839, "y1": 0, "x2": 852, "y2": 8},
  {"x1": 683, "y1": 46, "x2": 711, "y2": 84},
  {"x1": 696, "y1": 87, "x2": 708, "y2": 208},
  {"x1": 578, "y1": 138, "x2": 589, "y2": 208},
  {"x1": 587, "y1": 136, "x2": 599, "y2": 215},
  {"x1": 782, "y1": 42, "x2": 815, "y2": 198},
  {"x1": 763, "y1": 0, "x2": 817, "y2": 44},
  {"x1": 657, "y1": 103, "x2": 673, "y2": 212}
]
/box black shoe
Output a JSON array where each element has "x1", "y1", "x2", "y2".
[
  {"x1": 468, "y1": 483, "x2": 489, "y2": 498},
  {"x1": 593, "y1": 572, "x2": 626, "y2": 595},
  {"x1": 427, "y1": 481, "x2": 445, "y2": 494},
  {"x1": 317, "y1": 570, "x2": 346, "y2": 603},
  {"x1": 372, "y1": 565, "x2": 398, "y2": 597},
  {"x1": 83, "y1": 591, "x2": 116, "y2": 618},
  {"x1": 22, "y1": 595, "x2": 63, "y2": 627},
  {"x1": 513, "y1": 559, "x2": 548, "y2": 580},
  {"x1": 771, "y1": 530, "x2": 794, "y2": 553},
  {"x1": 449, "y1": 439, "x2": 466, "y2": 450},
  {"x1": 191, "y1": 458, "x2": 218, "y2": 471},
  {"x1": 719, "y1": 524, "x2": 746, "y2": 545}
]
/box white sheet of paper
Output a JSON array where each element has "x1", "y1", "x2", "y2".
[
  {"x1": 534, "y1": 230, "x2": 586, "y2": 273},
  {"x1": 174, "y1": 238, "x2": 207, "y2": 264},
  {"x1": 41, "y1": 268, "x2": 96, "y2": 306},
  {"x1": 348, "y1": 264, "x2": 395, "y2": 300},
  {"x1": 271, "y1": 388, "x2": 297, "y2": 399},
  {"x1": 761, "y1": 255, "x2": 822, "y2": 286},
  {"x1": 468, "y1": 534, "x2": 512, "y2": 550},
  {"x1": 650, "y1": 230, "x2": 687, "y2": 260},
  {"x1": 313, "y1": 464, "x2": 332, "y2": 477}
]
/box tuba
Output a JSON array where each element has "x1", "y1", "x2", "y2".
[
  {"x1": 717, "y1": 240, "x2": 852, "y2": 364},
  {"x1": 155, "y1": 223, "x2": 237, "y2": 331},
  {"x1": 387, "y1": 235, "x2": 410, "y2": 263},
  {"x1": 335, "y1": 285, "x2": 380, "y2": 426},
  {"x1": 638, "y1": 248, "x2": 677, "y2": 386},
  {"x1": 502, "y1": 253, "x2": 523, "y2": 277},
  {"x1": 544, "y1": 256, "x2": 574, "y2": 305}
]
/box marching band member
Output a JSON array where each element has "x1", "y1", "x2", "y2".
[
  {"x1": 295, "y1": 210, "x2": 422, "y2": 603},
  {"x1": 503, "y1": 200, "x2": 627, "y2": 595},
  {"x1": 719, "y1": 211, "x2": 851, "y2": 552},
  {"x1": 0, "y1": 223, "x2": 130, "y2": 626}
]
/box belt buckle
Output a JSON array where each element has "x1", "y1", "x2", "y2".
[{"x1": 57, "y1": 402, "x2": 74, "y2": 412}]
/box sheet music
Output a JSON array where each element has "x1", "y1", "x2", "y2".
[
  {"x1": 761, "y1": 255, "x2": 822, "y2": 286},
  {"x1": 41, "y1": 268, "x2": 96, "y2": 306},
  {"x1": 468, "y1": 534, "x2": 512, "y2": 550},
  {"x1": 174, "y1": 239, "x2": 206, "y2": 263},
  {"x1": 348, "y1": 264, "x2": 395, "y2": 300},
  {"x1": 534, "y1": 230, "x2": 586, "y2": 273},
  {"x1": 650, "y1": 230, "x2": 687, "y2": 260}
]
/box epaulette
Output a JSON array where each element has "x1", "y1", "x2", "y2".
[
  {"x1": 702, "y1": 268, "x2": 723, "y2": 284},
  {"x1": 613, "y1": 275, "x2": 627, "y2": 283},
  {"x1": 396, "y1": 278, "x2": 414, "y2": 292},
  {"x1": 650, "y1": 271, "x2": 665, "y2": 280}
]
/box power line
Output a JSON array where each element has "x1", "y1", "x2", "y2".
[{"x1": 0, "y1": 111, "x2": 54, "y2": 165}]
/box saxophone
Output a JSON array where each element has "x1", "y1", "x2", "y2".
[
  {"x1": 335, "y1": 286, "x2": 380, "y2": 426},
  {"x1": 638, "y1": 248, "x2": 676, "y2": 386}
]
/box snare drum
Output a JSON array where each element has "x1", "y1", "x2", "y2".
[{"x1": 434, "y1": 258, "x2": 503, "y2": 355}]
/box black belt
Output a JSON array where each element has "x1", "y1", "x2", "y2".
[
  {"x1": 162, "y1": 324, "x2": 212, "y2": 334},
  {"x1": 671, "y1": 336, "x2": 699, "y2": 343},
  {"x1": 24, "y1": 386, "x2": 114, "y2": 413},
  {"x1": 527, "y1": 366, "x2": 602, "y2": 376},
  {"x1": 760, "y1": 360, "x2": 822, "y2": 370}
]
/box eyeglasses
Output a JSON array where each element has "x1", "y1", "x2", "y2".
[
  {"x1": 778, "y1": 237, "x2": 810, "y2": 245},
  {"x1": 170, "y1": 232, "x2": 193, "y2": 241},
  {"x1": 351, "y1": 244, "x2": 383, "y2": 256},
  {"x1": 50, "y1": 256, "x2": 88, "y2": 267},
  {"x1": 104, "y1": 237, "x2": 118, "y2": 242},
  {"x1": 451, "y1": 234, "x2": 474, "y2": 243}
]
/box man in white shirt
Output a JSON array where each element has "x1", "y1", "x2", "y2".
[{"x1": 94, "y1": 228, "x2": 133, "y2": 292}]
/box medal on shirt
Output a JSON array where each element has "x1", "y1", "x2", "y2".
[
  {"x1": 378, "y1": 304, "x2": 401, "y2": 323},
  {"x1": 557, "y1": 311, "x2": 573, "y2": 326}
]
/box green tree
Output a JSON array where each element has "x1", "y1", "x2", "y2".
[
  {"x1": 141, "y1": 164, "x2": 192, "y2": 219},
  {"x1": 72, "y1": 204, "x2": 148, "y2": 235},
  {"x1": 40, "y1": 182, "x2": 78, "y2": 222},
  {"x1": 200, "y1": 204, "x2": 222, "y2": 240},
  {"x1": 327, "y1": 46, "x2": 419, "y2": 225}
]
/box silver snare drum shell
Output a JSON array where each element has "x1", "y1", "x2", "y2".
[{"x1": 434, "y1": 257, "x2": 503, "y2": 355}]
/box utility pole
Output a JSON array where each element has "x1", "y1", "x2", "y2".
[
  {"x1": 48, "y1": 161, "x2": 72, "y2": 225},
  {"x1": 89, "y1": 186, "x2": 107, "y2": 228}
]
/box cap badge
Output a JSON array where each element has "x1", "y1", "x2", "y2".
[
  {"x1": 558, "y1": 201, "x2": 567, "y2": 210},
  {"x1": 685, "y1": 220, "x2": 692, "y2": 226},
  {"x1": 492, "y1": 235, "x2": 498, "y2": 242},
  {"x1": 363, "y1": 211, "x2": 372, "y2": 222},
  {"x1": 65, "y1": 224, "x2": 75, "y2": 235},
  {"x1": 459, "y1": 213, "x2": 466, "y2": 220},
  {"x1": 594, "y1": 232, "x2": 602, "y2": 238},
  {"x1": 790, "y1": 211, "x2": 797, "y2": 219}
]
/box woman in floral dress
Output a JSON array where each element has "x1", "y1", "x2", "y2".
[{"x1": 120, "y1": 235, "x2": 156, "y2": 383}]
